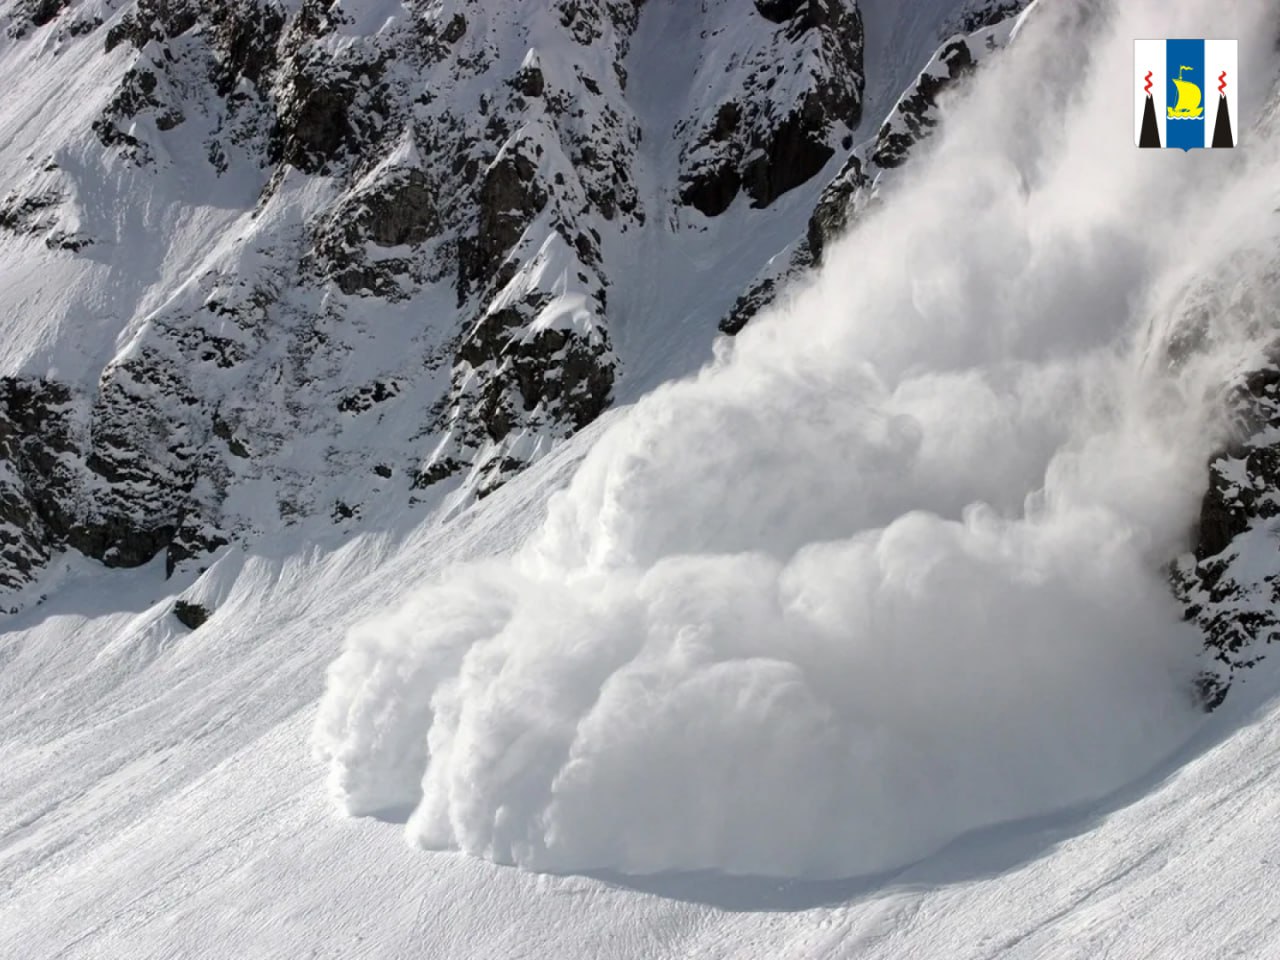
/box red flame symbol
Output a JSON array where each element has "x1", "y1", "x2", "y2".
[
  {"x1": 1144, "y1": 70, "x2": 1153, "y2": 95},
  {"x1": 1219, "y1": 71, "x2": 1227, "y2": 96}
]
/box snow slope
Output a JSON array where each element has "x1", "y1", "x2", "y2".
[
  {"x1": 5, "y1": 440, "x2": 1280, "y2": 960},
  {"x1": 6, "y1": 0, "x2": 1280, "y2": 956}
]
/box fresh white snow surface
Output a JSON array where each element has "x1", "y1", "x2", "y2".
[{"x1": 6, "y1": 0, "x2": 1280, "y2": 956}]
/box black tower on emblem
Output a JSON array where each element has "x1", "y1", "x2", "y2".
[
  {"x1": 1140, "y1": 93, "x2": 1162, "y2": 148},
  {"x1": 1212, "y1": 93, "x2": 1234, "y2": 148}
]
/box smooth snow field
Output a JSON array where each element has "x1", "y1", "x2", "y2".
[{"x1": 5, "y1": 0, "x2": 1280, "y2": 957}]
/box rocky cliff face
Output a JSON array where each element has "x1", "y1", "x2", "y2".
[
  {"x1": 723, "y1": 4, "x2": 1026, "y2": 334},
  {"x1": 677, "y1": 0, "x2": 864, "y2": 216},
  {"x1": 1175, "y1": 360, "x2": 1280, "y2": 709},
  {"x1": 0, "y1": 0, "x2": 1046, "y2": 615}
]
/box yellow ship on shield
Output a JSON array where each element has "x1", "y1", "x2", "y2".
[{"x1": 1167, "y1": 65, "x2": 1204, "y2": 119}]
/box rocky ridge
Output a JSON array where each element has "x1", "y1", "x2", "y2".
[
  {"x1": 722, "y1": 5, "x2": 1026, "y2": 334},
  {"x1": 0, "y1": 0, "x2": 925, "y2": 608},
  {"x1": 1176, "y1": 360, "x2": 1280, "y2": 709}
]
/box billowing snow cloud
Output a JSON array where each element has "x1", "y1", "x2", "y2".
[{"x1": 315, "y1": 0, "x2": 1280, "y2": 878}]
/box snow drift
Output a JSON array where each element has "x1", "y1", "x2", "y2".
[{"x1": 316, "y1": 0, "x2": 1280, "y2": 878}]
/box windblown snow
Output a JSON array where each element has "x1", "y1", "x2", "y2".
[{"x1": 316, "y1": 0, "x2": 1280, "y2": 878}]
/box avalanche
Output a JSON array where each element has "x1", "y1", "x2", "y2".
[
  {"x1": 4, "y1": 0, "x2": 1280, "y2": 957},
  {"x1": 317, "y1": 0, "x2": 1280, "y2": 879}
]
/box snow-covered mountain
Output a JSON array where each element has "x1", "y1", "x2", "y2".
[
  {"x1": 6, "y1": 0, "x2": 1280, "y2": 956},
  {"x1": 0, "y1": 0, "x2": 1030, "y2": 613}
]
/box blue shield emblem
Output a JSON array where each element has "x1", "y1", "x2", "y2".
[{"x1": 1135, "y1": 39, "x2": 1237, "y2": 149}]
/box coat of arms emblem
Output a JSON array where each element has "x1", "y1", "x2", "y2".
[{"x1": 1136, "y1": 39, "x2": 1237, "y2": 150}]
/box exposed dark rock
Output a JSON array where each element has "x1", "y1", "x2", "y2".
[
  {"x1": 722, "y1": 275, "x2": 782, "y2": 336},
  {"x1": 268, "y1": 18, "x2": 391, "y2": 175},
  {"x1": 0, "y1": 191, "x2": 61, "y2": 234},
  {"x1": 338, "y1": 381, "x2": 402, "y2": 414},
  {"x1": 1174, "y1": 362, "x2": 1280, "y2": 709},
  {"x1": 270, "y1": 70, "x2": 359, "y2": 172},
  {"x1": 951, "y1": 0, "x2": 1029, "y2": 33},
  {"x1": 0, "y1": 376, "x2": 185, "y2": 593},
  {"x1": 806, "y1": 153, "x2": 865, "y2": 262},
  {"x1": 0, "y1": 378, "x2": 82, "y2": 594},
  {"x1": 677, "y1": 0, "x2": 863, "y2": 217},
  {"x1": 682, "y1": 163, "x2": 742, "y2": 218},
  {"x1": 173, "y1": 599, "x2": 210, "y2": 629},
  {"x1": 1188, "y1": 368, "x2": 1280, "y2": 562},
  {"x1": 91, "y1": 118, "x2": 144, "y2": 153},
  {"x1": 742, "y1": 104, "x2": 837, "y2": 208},
  {"x1": 720, "y1": 150, "x2": 864, "y2": 334},
  {"x1": 872, "y1": 38, "x2": 976, "y2": 169},
  {"x1": 413, "y1": 456, "x2": 466, "y2": 490},
  {"x1": 166, "y1": 519, "x2": 230, "y2": 577},
  {"x1": 364, "y1": 170, "x2": 439, "y2": 247},
  {"x1": 0, "y1": 445, "x2": 51, "y2": 596},
  {"x1": 66, "y1": 16, "x2": 102, "y2": 37},
  {"x1": 459, "y1": 148, "x2": 548, "y2": 294},
  {"x1": 554, "y1": 0, "x2": 641, "y2": 46},
  {"x1": 721, "y1": 13, "x2": 1019, "y2": 336},
  {"x1": 441, "y1": 12, "x2": 466, "y2": 44},
  {"x1": 211, "y1": 415, "x2": 251, "y2": 459},
  {"x1": 333, "y1": 260, "x2": 412, "y2": 299},
  {"x1": 512, "y1": 61, "x2": 546, "y2": 99},
  {"x1": 104, "y1": 0, "x2": 199, "y2": 52},
  {"x1": 0, "y1": 482, "x2": 48, "y2": 594},
  {"x1": 17, "y1": 0, "x2": 70, "y2": 30},
  {"x1": 45, "y1": 230, "x2": 92, "y2": 252},
  {"x1": 208, "y1": 1, "x2": 287, "y2": 96},
  {"x1": 94, "y1": 65, "x2": 185, "y2": 152},
  {"x1": 308, "y1": 162, "x2": 440, "y2": 296},
  {"x1": 754, "y1": 0, "x2": 807, "y2": 25}
]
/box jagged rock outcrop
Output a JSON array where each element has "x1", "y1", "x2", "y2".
[
  {"x1": 6, "y1": 0, "x2": 72, "y2": 36},
  {"x1": 868, "y1": 35, "x2": 978, "y2": 170},
  {"x1": 1174, "y1": 363, "x2": 1280, "y2": 709},
  {"x1": 678, "y1": 0, "x2": 864, "y2": 217},
  {"x1": 0, "y1": 0, "x2": 654, "y2": 596},
  {"x1": 722, "y1": 9, "x2": 1027, "y2": 334},
  {"x1": 0, "y1": 371, "x2": 224, "y2": 595},
  {"x1": 0, "y1": 379, "x2": 68, "y2": 603},
  {"x1": 173, "y1": 598, "x2": 210, "y2": 629}
]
